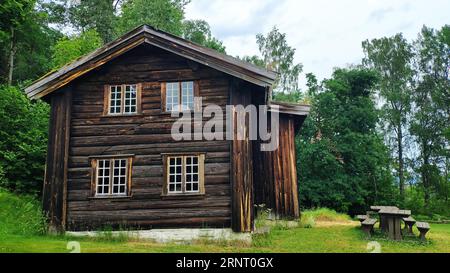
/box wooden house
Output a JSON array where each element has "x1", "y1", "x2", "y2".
[{"x1": 25, "y1": 25, "x2": 309, "y2": 233}]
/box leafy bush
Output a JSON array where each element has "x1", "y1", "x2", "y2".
[
  {"x1": 0, "y1": 85, "x2": 49, "y2": 194},
  {"x1": 0, "y1": 188, "x2": 47, "y2": 236}
]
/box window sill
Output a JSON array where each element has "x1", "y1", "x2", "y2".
[
  {"x1": 160, "y1": 193, "x2": 205, "y2": 200},
  {"x1": 101, "y1": 113, "x2": 144, "y2": 118},
  {"x1": 89, "y1": 195, "x2": 132, "y2": 200}
]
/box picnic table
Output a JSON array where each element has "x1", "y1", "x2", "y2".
[
  {"x1": 377, "y1": 207, "x2": 411, "y2": 240},
  {"x1": 370, "y1": 206, "x2": 399, "y2": 233}
]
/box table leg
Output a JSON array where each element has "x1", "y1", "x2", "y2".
[
  {"x1": 394, "y1": 218, "x2": 402, "y2": 240},
  {"x1": 380, "y1": 215, "x2": 386, "y2": 232},
  {"x1": 387, "y1": 216, "x2": 395, "y2": 240}
]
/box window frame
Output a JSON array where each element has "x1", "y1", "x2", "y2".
[
  {"x1": 162, "y1": 153, "x2": 205, "y2": 197},
  {"x1": 161, "y1": 81, "x2": 199, "y2": 113},
  {"x1": 104, "y1": 84, "x2": 142, "y2": 116},
  {"x1": 90, "y1": 155, "x2": 133, "y2": 198}
]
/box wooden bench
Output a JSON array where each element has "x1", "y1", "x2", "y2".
[
  {"x1": 402, "y1": 217, "x2": 416, "y2": 235},
  {"x1": 356, "y1": 215, "x2": 368, "y2": 223},
  {"x1": 416, "y1": 222, "x2": 430, "y2": 240},
  {"x1": 361, "y1": 218, "x2": 377, "y2": 238}
]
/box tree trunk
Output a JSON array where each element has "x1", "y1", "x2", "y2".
[
  {"x1": 397, "y1": 124, "x2": 405, "y2": 200},
  {"x1": 422, "y1": 141, "x2": 430, "y2": 208},
  {"x1": 7, "y1": 26, "x2": 16, "y2": 85}
]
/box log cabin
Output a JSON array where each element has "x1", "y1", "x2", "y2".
[{"x1": 25, "y1": 25, "x2": 310, "y2": 233}]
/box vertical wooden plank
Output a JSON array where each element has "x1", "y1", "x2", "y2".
[
  {"x1": 103, "y1": 85, "x2": 110, "y2": 116},
  {"x1": 42, "y1": 87, "x2": 72, "y2": 232},
  {"x1": 199, "y1": 154, "x2": 205, "y2": 195},
  {"x1": 160, "y1": 82, "x2": 166, "y2": 112},
  {"x1": 162, "y1": 155, "x2": 168, "y2": 195},
  {"x1": 62, "y1": 89, "x2": 72, "y2": 229},
  {"x1": 90, "y1": 159, "x2": 97, "y2": 197},
  {"x1": 230, "y1": 80, "x2": 254, "y2": 232},
  {"x1": 136, "y1": 83, "x2": 142, "y2": 114},
  {"x1": 127, "y1": 157, "x2": 133, "y2": 196}
]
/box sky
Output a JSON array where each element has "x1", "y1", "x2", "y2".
[{"x1": 185, "y1": 0, "x2": 450, "y2": 89}]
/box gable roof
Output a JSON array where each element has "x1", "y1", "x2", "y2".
[{"x1": 25, "y1": 25, "x2": 277, "y2": 100}]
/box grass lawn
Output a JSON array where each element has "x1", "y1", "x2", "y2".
[
  {"x1": 1, "y1": 223, "x2": 449, "y2": 253},
  {"x1": 1, "y1": 190, "x2": 449, "y2": 253}
]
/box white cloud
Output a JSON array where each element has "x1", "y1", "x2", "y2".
[{"x1": 185, "y1": 0, "x2": 450, "y2": 89}]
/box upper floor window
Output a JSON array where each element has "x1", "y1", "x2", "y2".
[
  {"x1": 91, "y1": 156, "x2": 133, "y2": 197},
  {"x1": 105, "y1": 84, "x2": 141, "y2": 115},
  {"x1": 162, "y1": 81, "x2": 197, "y2": 112}
]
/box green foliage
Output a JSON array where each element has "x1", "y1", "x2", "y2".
[
  {"x1": 116, "y1": 0, "x2": 188, "y2": 36},
  {"x1": 0, "y1": 0, "x2": 63, "y2": 84},
  {"x1": 256, "y1": 26, "x2": 303, "y2": 93},
  {"x1": 51, "y1": 29, "x2": 103, "y2": 69},
  {"x1": 0, "y1": 0, "x2": 35, "y2": 29},
  {"x1": 182, "y1": 19, "x2": 226, "y2": 53},
  {"x1": 273, "y1": 90, "x2": 304, "y2": 103},
  {"x1": 240, "y1": 55, "x2": 265, "y2": 68},
  {"x1": 363, "y1": 34, "x2": 414, "y2": 199},
  {"x1": 298, "y1": 68, "x2": 397, "y2": 214},
  {"x1": 0, "y1": 188, "x2": 47, "y2": 236},
  {"x1": 410, "y1": 25, "x2": 450, "y2": 208},
  {"x1": 67, "y1": 0, "x2": 119, "y2": 43},
  {"x1": 0, "y1": 85, "x2": 49, "y2": 194}
]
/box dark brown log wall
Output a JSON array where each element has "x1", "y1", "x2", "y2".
[
  {"x1": 65, "y1": 44, "x2": 232, "y2": 230},
  {"x1": 253, "y1": 114, "x2": 300, "y2": 219},
  {"x1": 43, "y1": 87, "x2": 72, "y2": 232},
  {"x1": 230, "y1": 80, "x2": 256, "y2": 232}
]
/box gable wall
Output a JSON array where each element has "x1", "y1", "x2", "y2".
[{"x1": 66, "y1": 44, "x2": 232, "y2": 230}]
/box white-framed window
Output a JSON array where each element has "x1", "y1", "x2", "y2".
[
  {"x1": 92, "y1": 157, "x2": 132, "y2": 197},
  {"x1": 124, "y1": 85, "x2": 137, "y2": 114},
  {"x1": 109, "y1": 85, "x2": 122, "y2": 114},
  {"x1": 181, "y1": 81, "x2": 194, "y2": 111},
  {"x1": 166, "y1": 82, "x2": 179, "y2": 112},
  {"x1": 168, "y1": 156, "x2": 183, "y2": 193},
  {"x1": 164, "y1": 154, "x2": 204, "y2": 195},
  {"x1": 185, "y1": 156, "x2": 199, "y2": 192},
  {"x1": 164, "y1": 81, "x2": 195, "y2": 112},
  {"x1": 106, "y1": 84, "x2": 140, "y2": 115}
]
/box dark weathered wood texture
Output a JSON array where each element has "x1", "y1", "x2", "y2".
[
  {"x1": 230, "y1": 80, "x2": 255, "y2": 232},
  {"x1": 65, "y1": 44, "x2": 232, "y2": 230},
  {"x1": 42, "y1": 87, "x2": 72, "y2": 232},
  {"x1": 253, "y1": 114, "x2": 300, "y2": 219}
]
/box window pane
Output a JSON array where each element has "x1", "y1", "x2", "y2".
[
  {"x1": 166, "y1": 82, "x2": 179, "y2": 112},
  {"x1": 124, "y1": 85, "x2": 137, "y2": 114},
  {"x1": 112, "y1": 159, "x2": 127, "y2": 195},
  {"x1": 185, "y1": 156, "x2": 199, "y2": 193},
  {"x1": 181, "y1": 81, "x2": 194, "y2": 110},
  {"x1": 96, "y1": 159, "x2": 110, "y2": 195},
  {"x1": 109, "y1": 86, "x2": 122, "y2": 114},
  {"x1": 167, "y1": 156, "x2": 182, "y2": 193}
]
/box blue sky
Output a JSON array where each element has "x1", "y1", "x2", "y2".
[{"x1": 185, "y1": 0, "x2": 450, "y2": 89}]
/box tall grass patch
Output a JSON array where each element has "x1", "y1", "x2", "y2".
[
  {"x1": 301, "y1": 208, "x2": 351, "y2": 222},
  {"x1": 0, "y1": 188, "x2": 47, "y2": 236}
]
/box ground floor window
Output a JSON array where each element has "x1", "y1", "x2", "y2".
[
  {"x1": 163, "y1": 154, "x2": 205, "y2": 195},
  {"x1": 91, "y1": 156, "x2": 133, "y2": 197}
]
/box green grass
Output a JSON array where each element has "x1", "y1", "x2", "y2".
[
  {"x1": 0, "y1": 190, "x2": 449, "y2": 253},
  {"x1": 1, "y1": 224, "x2": 449, "y2": 253},
  {"x1": 301, "y1": 208, "x2": 352, "y2": 222},
  {"x1": 0, "y1": 189, "x2": 46, "y2": 236}
]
